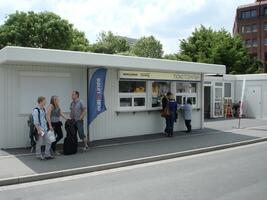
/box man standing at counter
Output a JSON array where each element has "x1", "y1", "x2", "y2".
[
  {"x1": 162, "y1": 92, "x2": 171, "y2": 134},
  {"x1": 180, "y1": 99, "x2": 192, "y2": 133},
  {"x1": 165, "y1": 93, "x2": 177, "y2": 137}
]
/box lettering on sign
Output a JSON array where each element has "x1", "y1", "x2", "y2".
[
  {"x1": 96, "y1": 78, "x2": 102, "y2": 112},
  {"x1": 119, "y1": 70, "x2": 201, "y2": 81}
]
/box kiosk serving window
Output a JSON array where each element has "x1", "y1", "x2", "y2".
[
  {"x1": 152, "y1": 81, "x2": 171, "y2": 107},
  {"x1": 176, "y1": 82, "x2": 198, "y2": 107},
  {"x1": 119, "y1": 80, "x2": 146, "y2": 109},
  {"x1": 118, "y1": 70, "x2": 201, "y2": 111},
  {"x1": 119, "y1": 81, "x2": 146, "y2": 93},
  {"x1": 176, "y1": 82, "x2": 197, "y2": 93}
]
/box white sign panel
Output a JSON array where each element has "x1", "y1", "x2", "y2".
[{"x1": 119, "y1": 70, "x2": 201, "y2": 81}]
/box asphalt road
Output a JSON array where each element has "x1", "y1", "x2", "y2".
[{"x1": 1, "y1": 142, "x2": 267, "y2": 200}]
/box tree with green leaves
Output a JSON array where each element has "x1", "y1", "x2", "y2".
[
  {"x1": 91, "y1": 31, "x2": 130, "y2": 54},
  {"x1": 69, "y1": 29, "x2": 91, "y2": 52},
  {"x1": 177, "y1": 25, "x2": 262, "y2": 74},
  {"x1": 131, "y1": 36, "x2": 163, "y2": 58},
  {"x1": 0, "y1": 11, "x2": 90, "y2": 51},
  {"x1": 164, "y1": 53, "x2": 179, "y2": 60}
]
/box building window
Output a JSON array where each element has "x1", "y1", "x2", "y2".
[
  {"x1": 241, "y1": 10, "x2": 257, "y2": 19},
  {"x1": 119, "y1": 80, "x2": 146, "y2": 109},
  {"x1": 151, "y1": 81, "x2": 171, "y2": 108},
  {"x1": 187, "y1": 96, "x2": 197, "y2": 105},
  {"x1": 215, "y1": 87, "x2": 223, "y2": 102},
  {"x1": 176, "y1": 95, "x2": 197, "y2": 107},
  {"x1": 120, "y1": 98, "x2": 132, "y2": 107},
  {"x1": 176, "y1": 82, "x2": 198, "y2": 107},
  {"x1": 251, "y1": 10, "x2": 257, "y2": 17},
  {"x1": 176, "y1": 96, "x2": 183, "y2": 105},
  {"x1": 251, "y1": 24, "x2": 257, "y2": 32},
  {"x1": 176, "y1": 82, "x2": 197, "y2": 93},
  {"x1": 119, "y1": 81, "x2": 146, "y2": 93},
  {"x1": 245, "y1": 25, "x2": 252, "y2": 33},
  {"x1": 134, "y1": 97, "x2": 146, "y2": 107},
  {"x1": 245, "y1": 39, "x2": 252, "y2": 47},
  {"x1": 264, "y1": 22, "x2": 267, "y2": 30},
  {"x1": 224, "y1": 83, "x2": 232, "y2": 98},
  {"x1": 241, "y1": 25, "x2": 245, "y2": 33},
  {"x1": 264, "y1": 8, "x2": 267, "y2": 16},
  {"x1": 252, "y1": 39, "x2": 257, "y2": 47},
  {"x1": 241, "y1": 11, "x2": 246, "y2": 19},
  {"x1": 241, "y1": 25, "x2": 257, "y2": 33},
  {"x1": 264, "y1": 38, "x2": 267, "y2": 46}
]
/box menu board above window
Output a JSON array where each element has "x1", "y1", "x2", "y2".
[{"x1": 119, "y1": 70, "x2": 201, "y2": 81}]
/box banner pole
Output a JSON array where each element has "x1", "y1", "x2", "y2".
[
  {"x1": 238, "y1": 77, "x2": 246, "y2": 129},
  {"x1": 87, "y1": 68, "x2": 90, "y2": 145}
]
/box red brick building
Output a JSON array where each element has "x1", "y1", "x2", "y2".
[{"x1": 233, "y1": 0, "x2": 267, "y2": 72}]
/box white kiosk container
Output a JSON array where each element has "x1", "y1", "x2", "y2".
[
  {"x1": 0, "y1": 46, "x2": 225, "y2": 149},
  {"x1": 204, "y1": 74, "x2": 267, "y2": 119}
]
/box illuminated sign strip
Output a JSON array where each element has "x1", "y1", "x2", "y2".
[{"x1": 119, "y1": 70, "x2": 201, "y2": 81}]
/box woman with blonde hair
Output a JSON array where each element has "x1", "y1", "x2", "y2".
[{"x1": 47, "y1": 95, "x2": 68, "y2": 155}]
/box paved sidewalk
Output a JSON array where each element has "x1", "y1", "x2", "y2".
[
  {"x1": 204, "y1": 118, "x2": 267, "y2": 131},
  {"x1": 0, "y1": 118, "x2": 266, "y2": 183}
]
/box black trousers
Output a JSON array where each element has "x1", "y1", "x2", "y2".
[
  {"x1": 185, "y1": 120, "x2": 191, "y2": 132},
  {"x1": 51, "y1": 122, "x2": 63, "y2": 152}
]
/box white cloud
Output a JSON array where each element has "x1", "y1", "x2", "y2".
[
  {"x1": 52, "y1": 0, "x2": 207, "y2": 53},
  {"x1": 0, "y1": 0, "x2": 253, "y2": 54}
]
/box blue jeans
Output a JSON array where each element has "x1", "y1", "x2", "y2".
[
  {"x1": 165, "y1": 113, "x2": 175, "y2": 136},
  {"x1": 164, "y1": 117, "x2": 168, "y2": 133},
  {"x1": 76, "y1": 120, "x2": 86, "y2": 140}
]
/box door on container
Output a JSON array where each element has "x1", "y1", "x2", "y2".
[
  {"x1": 245, "y1": 86, "x2": 262, "y2": 118},
  {"x1": 213, "y1": 82, "x2": 224, "y2": 118},
  {"x1": 204, "y1": 86, "x2": 211, "y2": 118}
]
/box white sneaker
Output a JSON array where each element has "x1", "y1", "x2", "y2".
[{"x1": 83, "y1": 146, "x2": 89, "y2": 151}]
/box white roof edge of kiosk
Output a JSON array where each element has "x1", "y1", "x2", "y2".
[
  {"x1": 0, "y1": 46, "x2": 226, "y2": 74},
  {"x1": 224, "y1": 73, "x2": 267, "y2": 81}
]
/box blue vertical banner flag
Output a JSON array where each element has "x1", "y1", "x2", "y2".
[{"x1": 88, "y1": 68, "x2": 107, "y2": 125}]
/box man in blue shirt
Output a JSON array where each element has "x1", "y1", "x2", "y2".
[
  {"x1": 180, "y1": 98, "x2": 192, "y2": 133},
  {"x1": 32, "y1": 96, "x2": 53, "y2": 160},
  {"x1": 165, "y1": 93, "x2": 177, "y2": 137}
]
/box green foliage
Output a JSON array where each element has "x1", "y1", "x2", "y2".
[
  {"x1": 91, "y1": 31, "x2": 130, "y2": 54},
  {"x1": 69, "y1": 29, "x2": 91, "y2": 52},
  {"x1": 117, "y1": 51, "x2": 137, "y2": 57},
  {"x1": 177, "y1": 25, "x2": 261, "y2": 74},
  {"x1": 163, "y1": 53, "x2": 179, "y2": 60},
  {"x1": 131, "y1": 36, "x2": 163, "y2": 58},
  {"x1": 0, "y1": 11, "x2": 90, "y2": 51}
]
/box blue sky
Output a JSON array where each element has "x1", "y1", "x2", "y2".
[{"x1": 0, "y1": 0, "x2": 252, "y2": 54}]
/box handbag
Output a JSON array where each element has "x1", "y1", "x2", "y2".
[
  {"x1": 47, "y1": 130, "x2": 56, "y2": 143},
  {"x1": 160, "y1": 107, "x2": 170, "y2": 117}
]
